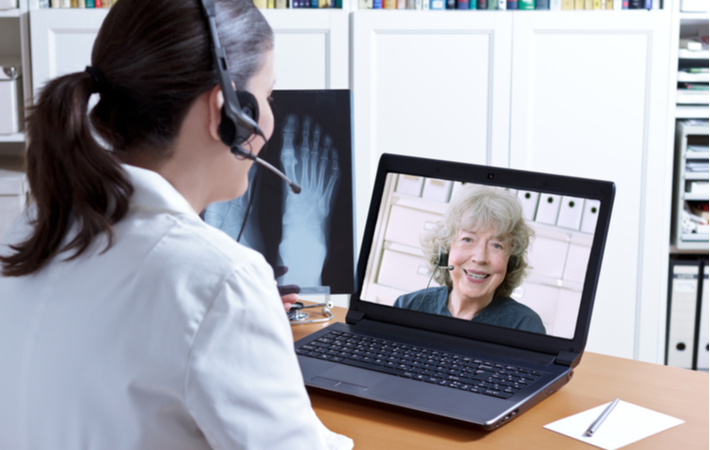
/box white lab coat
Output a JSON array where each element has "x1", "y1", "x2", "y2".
[{"x1": 0, "y1": 164, "x2": 352, "y2": 450}]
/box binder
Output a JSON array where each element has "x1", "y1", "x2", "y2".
[
  {"x1": 378, "y1": 245, "x2": 435, "y2": 292},
  {"x1": 517, "y1": 191, "x2": 540, "y2": 222},
  {"x1": 696, "y1": 262, "x2": 709, "y2": 371},
  {"x1": 666, "y1": 260, "x2": 701, "y2": 369},
  {"x1": 384, "y1": 204, "x2": 443, "y2": 249},
  {"x1": 580, "y1": 200, "x2": 600, "y2": 234},
  {"x1": 421, "y1": 178, "x2": 453, "y2": 203},
  {"x1": 395, "y1": 174, "x2": 424, "y2": 197},
  {"x1": 535, "y1": 194, "x2": 561, "y2": 225},
  {"x1": 556, "y1": 196, "x2": 584, "y2": 231}
]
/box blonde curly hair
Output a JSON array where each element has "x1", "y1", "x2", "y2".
[{"x1": 421, "y1": 185, "x2": 534, "y2": 298}]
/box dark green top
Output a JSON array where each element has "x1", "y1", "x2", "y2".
[{"x1": 393, "y1": 286, "x2": 546, "y2": 334}]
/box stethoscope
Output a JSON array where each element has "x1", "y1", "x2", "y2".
[{"x1": 288, "y1": 301, "x2": 334, "y2": 325}]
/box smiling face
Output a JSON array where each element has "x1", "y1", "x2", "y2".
[{"x1": 448, "y1": 227, "x2": 511, "y2": 307}]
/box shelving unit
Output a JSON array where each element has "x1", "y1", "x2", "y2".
[
  {"x1": 0, "y1": 0, "x2": 29, "y2": 165},
  {"x1": 0, "y1": 132, "x2": 24, "y2": 143},
  {"x1": 671, "y1": 120, "x2": 709, "y2": 250},
  {"x1": 676, "y1": 105, "x2": 710, "y2": 118},
  {"x1": 668, "y1": 6, "x2": 709, "y2": 251},
  {"x1": 0, "y1": 8, "x2": 21, "y2": 17},
  {"x1": 663, "y1": 1, "x2": 708, "y2": 372}
]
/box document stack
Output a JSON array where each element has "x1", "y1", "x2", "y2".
[{"x1": 666, "y1": 258, "x2": 709, "y2": 372}]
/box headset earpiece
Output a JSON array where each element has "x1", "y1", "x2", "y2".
[
  {"x1": 237, "y1": 90, "x2": 259, "y2": 122},
  {"x1": 218, "y1": 90, "x2": 260, "y2": 148},
  {"x1": 437, "y1": 246, "x2": 452, "y2": 270},
  {"x1": 507, "y1": 255, "x2": 519, "y2": 273}
]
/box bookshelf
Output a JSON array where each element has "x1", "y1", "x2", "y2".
[
  {"x1": 664, "y1": 0, "x2": 708, "y2": 371},
  {"x1": 24, "y1": 0, "x2": 359, "y2": 10},
  {"x1": 0, "y1": 0, "x2": 691, "y2": 365}
]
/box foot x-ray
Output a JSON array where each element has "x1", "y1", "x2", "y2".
[{"x1": 204, "y1": 90, "x2": 355, "y2": 295}]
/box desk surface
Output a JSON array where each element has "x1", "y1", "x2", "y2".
[{"x1": 292, "y1": 305, "x2": 709, "y2": 450}]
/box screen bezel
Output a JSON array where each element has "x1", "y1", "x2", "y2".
[{"x1": 350, "y1": 154, "x2": 615, "y2": 359}]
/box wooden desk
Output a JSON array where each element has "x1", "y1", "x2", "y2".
[{"x1": 292, "y1": 306, "x2": 709, "y2": 450}]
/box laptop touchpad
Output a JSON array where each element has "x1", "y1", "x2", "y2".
[{"x1": 312, "y1": 365, "x2": 389, "y2": 391}]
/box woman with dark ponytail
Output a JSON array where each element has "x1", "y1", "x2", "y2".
[{"x1": 0, "y1": 1, "x2": 352, "y2": 449}]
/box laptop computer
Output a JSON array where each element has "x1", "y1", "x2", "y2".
[{"x1": 295, "y1": 153, "x2": 615, "y2": 429}]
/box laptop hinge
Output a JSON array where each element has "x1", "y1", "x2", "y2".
[
  {"x1": 345, "y1": 310, "x2": 366, "y2": 324},
  {"x1": 555, "y1": 350, "x2": 581, "y2": 368}
]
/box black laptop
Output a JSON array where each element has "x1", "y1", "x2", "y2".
[{"x1": 295, "y1": 153, "x2": 615, "y2": 429}]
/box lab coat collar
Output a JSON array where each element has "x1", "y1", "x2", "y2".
[{"x1": 122, "y1": 164, "x2": 198, "y2": 216}]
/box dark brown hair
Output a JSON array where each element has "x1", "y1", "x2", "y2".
[{"x1": 1, "y1": 0, "x2": 273, "y2": 276}]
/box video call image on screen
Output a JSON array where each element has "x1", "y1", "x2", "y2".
[
  {"x1": 203, "y1": 90, "x2": 355, "y2": 295},
  {"x1": 361, "y1": 173, "x2": 601, "y2": 339}
]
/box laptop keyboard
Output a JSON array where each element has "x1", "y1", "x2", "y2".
[{"x1": 297, "y1": 330, "x2": 543, "y2": 400}]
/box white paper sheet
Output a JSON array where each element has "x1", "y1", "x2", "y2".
[{"x1": 544, "y1": 400, "x2": 684, "y2": 450}]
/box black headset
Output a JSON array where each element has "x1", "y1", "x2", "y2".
[
  {"x1": 199, "y1": 0, "x2": 264, "y2": 157},
  {"x1": 198, "y1": 0, "x2": 301, "y2": 194},
  {"x1": 437, "y1": 246, "x2": 453, "y2": 271}
]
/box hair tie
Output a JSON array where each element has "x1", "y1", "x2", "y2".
[{"x1": 85, "y1": 66, "x2": 108, "y2": 94}]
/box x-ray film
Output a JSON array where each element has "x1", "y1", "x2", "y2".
[{"x1": 204, "y1": 90, "x2": 356, "y2": 295}]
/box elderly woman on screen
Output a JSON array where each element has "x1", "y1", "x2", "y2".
[{"x1": 394, "y1": 186, "x2": 546, "y2": 334}]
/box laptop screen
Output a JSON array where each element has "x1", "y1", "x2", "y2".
[{"x1": 360, "y1": 172, "x2": 601, "y2": 340}]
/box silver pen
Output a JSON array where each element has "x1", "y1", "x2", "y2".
[{"x1": 585, "y1": 398, "x2": 620, "y2": 437}]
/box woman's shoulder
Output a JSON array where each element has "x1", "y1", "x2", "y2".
[
  {"x1": 113, "y1": 205, "x2": 271, "y2": 287},
  {"x1": 490, "y1": 297, "x2": 546, "y2": 333},
  {"x1": 493, "y1": 297, "x2": 536, "y2": 314},
  {"x1": 163, "y1": 213, "x2": 269, "y2": 273}
]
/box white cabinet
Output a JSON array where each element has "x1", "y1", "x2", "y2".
[
  {"x1": 352, "y1": 10, "x2": 673, "y2": 360},
  {"x1": 264, "y1": 10, "x2": 349, "y2": 89},
  {"x1": 508, "y1": 11, "x2": 672, "y2": 360},
  {"x1": 351, "y1": 11, "x2": 513, "y2": 239},
  {"x1": 28, "y1": 8, "x2": 349, "y2": 98},
  {"x1": 29, "y1": 9, "x2": 108, "y2": 98}
]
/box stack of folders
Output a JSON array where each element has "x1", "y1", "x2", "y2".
[
  {"x1": 666, "y1": 258, "x2": 710, "y2": 372},
  {"x1": 677, "y1": 38, "x2": 709, "y2": 105}
]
